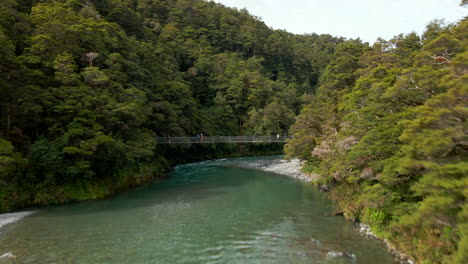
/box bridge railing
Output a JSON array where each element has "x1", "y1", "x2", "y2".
[{"x1": 155, "y1": 135, "x2": 293, "y2": 144}]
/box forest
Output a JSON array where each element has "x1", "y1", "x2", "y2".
[
  {"x1": 0, "y1": 0, "x2": 344, "y2": 210},
  {"x1": 0, "y1": 0, "x2": 466, "y2": 263},
  {"x1": 285, "y1": 14, "x2": 467, "y2": 264}
]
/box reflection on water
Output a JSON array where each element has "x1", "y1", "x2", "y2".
[{"x1": 0, "y1": 157, "x2": 396, "y2": 264}]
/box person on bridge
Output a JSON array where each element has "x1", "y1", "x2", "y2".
[
  {"x1": 201, "y1": 133, "x2": 205, "y2": 143},
  {"x1": 277, "y1": 134, "x2": 280, "y2": 141},
  {"x1": 196, "y1": 134, "x2": 200, "y2": 143}
]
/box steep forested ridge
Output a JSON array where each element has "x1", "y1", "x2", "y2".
[
  {"x1": 0, "y1": 0, "x2": 342, "y2": 211},
  {"x1": 286, "y1": 19, "x2": 467, "y2": 264}
]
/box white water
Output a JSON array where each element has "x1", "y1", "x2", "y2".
[{"x1": 0, "y1": 211, "x2": 35, "y2": 231}]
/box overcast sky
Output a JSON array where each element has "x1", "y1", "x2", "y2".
[{"x1": 216, "y1": 0, "x2": 467, "y2": 43}]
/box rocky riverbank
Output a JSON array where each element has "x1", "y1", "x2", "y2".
[
  {"x1": 255, "y1": 158, "x2": 312, "y2": 182},
  {"x1": 242, "y1": 157, "x2": 414, "y2": 264},
  {"x1": 358, "y1": 223, "x2": 414, "y2": 264},
  {"x1": 229, "y1": 157, "x2": 313, "y2": 182}
]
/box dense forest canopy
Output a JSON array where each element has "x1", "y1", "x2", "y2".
[
  {"x1": 0, "y1": 0, "x2": 467, "y2": 263},
  {"x1": 0, "y1": 0, "x2": 343, "y2": 210},
  {"x1": 285, "y1": 17, "x2": 467, "y2": 264}
]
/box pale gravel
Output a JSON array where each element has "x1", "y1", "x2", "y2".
[{"x1": 253, "y1": 158, "x2": 312, "y2": 182}]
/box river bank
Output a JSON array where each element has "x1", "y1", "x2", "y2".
[
  {"x1": 0, "y1": 156, "x2": 398, "y2": 263},
  {"x1": 220, "y1": 156, "x2": 312, "y2": 182},
  {"x1": 0, "y1": 152, "x2": 284, "y2": 231},
  {"x1": 0, "y1": 156, "x2": 412, "y2": 264},
  {"x1": 0, "y1": 144, "x2": 285, "y2": 214},
  {"x1": 242, "y1": 157, "x2": 414, "y2": 264}
]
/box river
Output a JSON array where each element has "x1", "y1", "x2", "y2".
[{"x1": 0, "y1": 156, "x2": 397, "y2": 264}]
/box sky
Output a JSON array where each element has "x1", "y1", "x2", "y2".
[{"x1": 216, "y1": 0, "x2": 467, "y2": 43}]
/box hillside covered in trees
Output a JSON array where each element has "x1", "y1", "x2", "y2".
[
  {"x1": 285, "y1": 18, "x2": 467, "y2": 264},
  {"x1": 0, "y1": 0, "x2": 343, "y2": 211},
  {"x1": 0, "y1": 0, "x2": 466, "y2": 263}
]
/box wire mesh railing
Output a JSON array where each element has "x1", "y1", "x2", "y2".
[{"x1": 156, "y1": 135, "x2": 293, "y2": 144}]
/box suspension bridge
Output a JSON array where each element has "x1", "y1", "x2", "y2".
[{"x1": 156, "y1": 135, "x2": 293, "y2": 144}]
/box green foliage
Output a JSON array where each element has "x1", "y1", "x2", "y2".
[
  {"x1": 245, "y1": 101, "x2": 296, "y2": 135},
  {"x1": 3, "y1": 2, "x2": 464, "y2": 263},
  {"x1": 362, "y1": 207, "x2": 388, "y2": 227},
  {"x1": 0, "y1": 0, "x2": 343, "y2": 212},
  {"x1": 0, "y1": 138, "x2": 26, "y2": 179},
  {"x1": 286, "y1": 18, "x2": 468, "y2": 264}
]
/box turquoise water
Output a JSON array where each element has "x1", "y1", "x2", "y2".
[{"x1": 0, "y1": 157, "x2": 396, "y2": 263}]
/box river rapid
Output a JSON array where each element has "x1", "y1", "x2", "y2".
[{"x1": 0, "y1": 156, "x2": 397, "y2": 264}]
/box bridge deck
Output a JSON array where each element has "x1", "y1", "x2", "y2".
[{"x1": 156, "y1": 136, "x2": 292, "y2": 144}]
